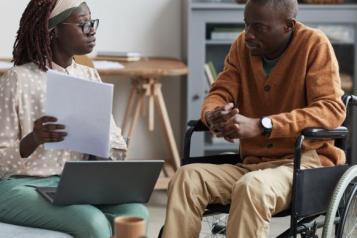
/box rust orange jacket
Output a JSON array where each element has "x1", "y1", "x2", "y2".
[{"x1": 201, "y1": 22, "x2": 346, "y2": 166}]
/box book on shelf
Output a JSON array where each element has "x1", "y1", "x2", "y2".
[
  {"x1": 92, "y1": 60, "x2": 124, "y2": 70},
  {"x1": 96, "y1": 51, "x2": 142, "y2": 62},
  {"x1": 210, "y1": 27, "x2": 243, "y2": 41},
  {"x1": 204, "y1": 64, "x2": 214, "y2": 85},
  {"x1": 204, "y1": 62, "x2": 218, "y2": 86},
  {"x1": 0, "y1": 60, "x2": 13, "y2": 70},
  {"x1": 312, "y1": 25, "x2": 354, "y2": 44}
]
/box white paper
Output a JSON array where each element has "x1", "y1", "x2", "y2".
[
  {"x1": 45, "y1": 70, "x2": 113, "y2": 158},
  {"x1": 96, "y1": 51, "x2": 141, "y2": 57},
  {"x1": 93, "y1": 60, "x2": 124, "y2": 70},
  {"x1": 0, "y1": 61, "x2": 13, "y2": 70}
]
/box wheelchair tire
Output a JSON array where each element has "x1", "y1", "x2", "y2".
[
  {"x1": 336, "y1": 183, "x2": 357, "y2": 237},
  {"x1": 322, "y1": 165, "x2": 357, "y2": 238}
]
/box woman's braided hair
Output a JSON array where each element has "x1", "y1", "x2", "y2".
[{"x1": 13, "y1": 0, "x2": 57, "y2": 71}]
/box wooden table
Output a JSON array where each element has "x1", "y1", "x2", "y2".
[
  {"x1": 97, "y1": 57, "x2": 188, "y2": 189},
  {"x1": 0, "y1": 57, "x2": 188, "y2": 189}
]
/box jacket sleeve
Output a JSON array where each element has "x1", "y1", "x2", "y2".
[
  {"x1": 201, "y1": 39, "x2": 241, "y2": 126},
  {"x1": 270, "y1": 42, "x2": 346, "y2": 139}
]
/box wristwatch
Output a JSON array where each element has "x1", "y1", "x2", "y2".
[{"x1": 260, "y1": 117, "x2": 273, "y2": 136}]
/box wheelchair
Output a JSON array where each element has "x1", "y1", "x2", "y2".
[{"x1": 159, "y1": 94, "x2": 357, "y2": 238}]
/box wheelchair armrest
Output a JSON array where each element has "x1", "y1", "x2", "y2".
[
  {"x1": 183, "y1": 120, "x2": 210, "y2": 162},
  {"x1": 294, "y1": 127, "x2": 348, "y2": 170},
  {"x1": 301, "y1": 127, "x2": 349, "y2": 140},
  {"x1": 187, "y1": 120, "x2": 209, "y2": 132},
  {"x1": 182, "y1": 154, "x2": 241, "y2": 166}
]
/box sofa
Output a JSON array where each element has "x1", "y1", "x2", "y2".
[{"x1": 0, "y1": 222, "x2": 73, "y2": 238}]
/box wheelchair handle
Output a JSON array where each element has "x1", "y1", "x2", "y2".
[
  {"x1": 187, "y1": 120, "x2": 209, "y2": 132},
  {"x1": 350, "y1": 95, "x2": 357, "y2": 106},
  {"x1": 344, "y1": 94, "x2": 357, "y2": 107}
]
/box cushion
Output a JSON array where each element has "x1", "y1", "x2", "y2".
[{"x1": 0, "y1": 222, "x2": 73, "y2": 238}]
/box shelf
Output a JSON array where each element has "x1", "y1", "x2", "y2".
[
  {"x1": 206, "y1": 39, "x2": 354, "y2": 46},
  {"x1": 191, "y1": 2, "x2": 357, "y2": 11},
  {"x1": 330, "y1": 41, "x2": 355, "y2": 45},
  {"x1": 206, "y1": 40, "x2": 234, "y2": 45}
]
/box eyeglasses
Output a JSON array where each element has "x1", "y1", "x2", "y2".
[{"x1": 61, "y1": 19, "x2": 99, "y2": 34}]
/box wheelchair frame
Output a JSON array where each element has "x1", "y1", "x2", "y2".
[{"x1": 177, "y1": 95, "x2": 357, "y2": 238}]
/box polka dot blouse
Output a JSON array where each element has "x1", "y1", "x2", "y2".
[{"x1": 0, "y1": 61, "x2": 127, "y2": 179}]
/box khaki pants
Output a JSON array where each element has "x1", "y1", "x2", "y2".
[{"x1": 162, "y1": 150, "x2": 322, "y2": 238}]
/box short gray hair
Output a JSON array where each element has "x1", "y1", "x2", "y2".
[{"x1": 248, "y1": 0, "x2": 298, "y2": 19}]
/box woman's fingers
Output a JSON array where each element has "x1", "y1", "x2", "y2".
[
  {"x1": 34, "y1": 116, "x2": 57, "y2": 127},
  {"x1": 34, "y1": 124, "x2": 67, "y2": 144},
  {"x1": 40, "y1": 116, "x2": 58, "y2": 123},
  {"x1": 39, "y1": 131, "x2": 67, "y2": 143},
  {"x1": 42, "y1": 123, "x2": 66, "y2": 131}
]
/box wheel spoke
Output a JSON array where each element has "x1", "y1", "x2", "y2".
[{"x1": 200, "y1": 214, "x2": 228, "y2": 238}]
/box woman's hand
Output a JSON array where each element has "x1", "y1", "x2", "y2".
[
  {"x1": 111, "y1": 149, "x2": 127, "y2": 160},
  {"x1": 20, "y1": 116, "x2": 67, "y2": 158},
  {"x1": 32, "y1": 116, "x2": 67, "y2": 145}
]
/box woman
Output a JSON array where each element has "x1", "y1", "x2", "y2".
[{"x1": 0, "y1": 0, "x2": 148, "y2": 237}]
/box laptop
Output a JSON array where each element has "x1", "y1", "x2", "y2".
[{"x1": 36, "y1": 160, "x2": 164, "y2": 206}]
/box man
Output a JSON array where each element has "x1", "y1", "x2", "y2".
[{"x1": 161, "y1": 0, "x2": 345, "y2": 237}]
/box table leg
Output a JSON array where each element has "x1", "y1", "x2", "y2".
[
  {"x1": 149, "y1": 92, "x2": 155, "y2": 131},
  {"x1": 163, "y1": 162, "x2": 176, "y2": 178},
  {"x1": 122, "y1": 81, "x2": 138, "y2": 136},
  {"x1": 121, "y1": 77, "x2": 181, "y2": 189},
  {"x1": 143, "y1": 78, "x2": 155, "y2": 131},
  {"x1": 154, "y1": 83, "x2": 181, "y2": 170},
  {"x1": 127, "y1": 92, "x2": 145, "y2": 140}
]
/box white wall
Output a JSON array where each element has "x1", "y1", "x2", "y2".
[{"x1": 0, "y1": 0, "x2": 184, "y2": 160}]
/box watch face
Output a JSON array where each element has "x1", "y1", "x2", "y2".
[{"x1": 262, "y1": 117, "x2": 272, "y2": 129}]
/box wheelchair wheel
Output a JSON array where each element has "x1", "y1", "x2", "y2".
[
  {"x1": 199, "y1": 213, "x2": 228, "y2": 238},
  {"x1": 322, "y1": 165, "x2": 357, "y2": 238},
  {"x1": 336, "y1": 183, "x2": 357, "y2": 238}
]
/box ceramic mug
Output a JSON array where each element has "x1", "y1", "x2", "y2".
[{"x1": 114, "y1": 216, "x2": 146, "y2": 238}]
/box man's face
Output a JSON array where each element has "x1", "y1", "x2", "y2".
[
  {"x1": 244, "y1": 2, "x2": 290, "y2": 58},
  {"x1": 54, "y1": 3, "x2": 97, "y2": 55}
]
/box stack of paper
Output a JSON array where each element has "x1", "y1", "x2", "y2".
[
  {"x1": 96, "y1": 51, "x2": 142, "y2": 62},
  {"x1": 93, "y1": 60, "x2": 124, "y2": 70},
  {"x1": 0, "y1": 61, "x2": 13, "y2": 70},
  {"x1": 45, "y1": 70, "x2": 114, "y2": 158}
]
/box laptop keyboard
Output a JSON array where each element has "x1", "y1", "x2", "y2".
[{"x1": 46, "y1": 191, "x2": 56, "y2": 199}]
